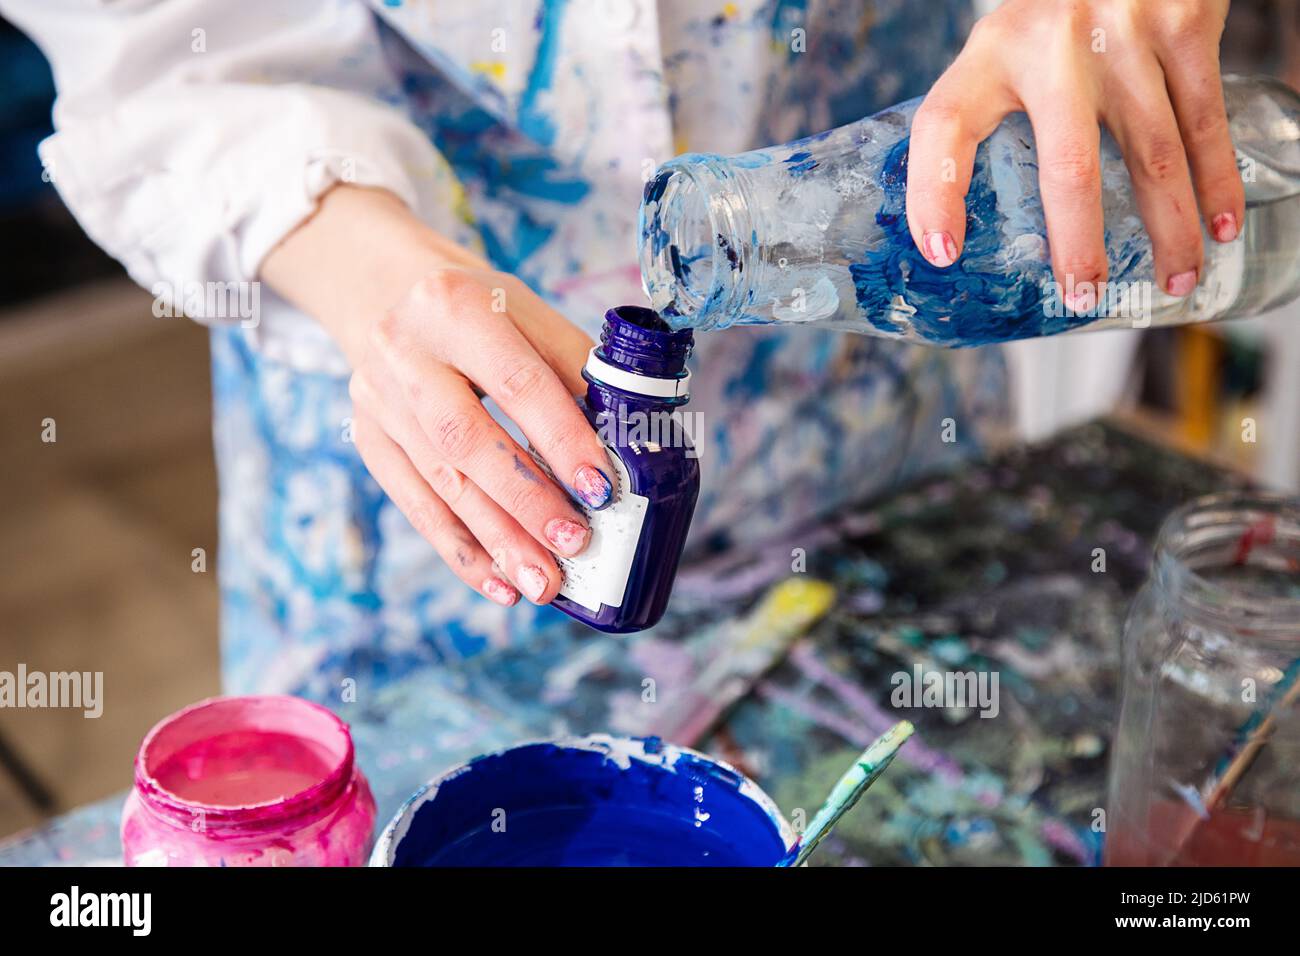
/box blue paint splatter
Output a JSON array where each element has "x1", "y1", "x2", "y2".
[{"x1": 517, "y1": 0, "x2": 570, "y2": 146}]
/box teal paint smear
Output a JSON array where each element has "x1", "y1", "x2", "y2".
[{"x1": 518, "y1": 0, "x2": 570, "y2": 146}]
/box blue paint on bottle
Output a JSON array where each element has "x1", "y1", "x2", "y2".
[
  {"x1": 375, "y1": 736, "x2": 794, "y2": 866},
  {"x1": 547, "y1": 306, "x2": 700, "y2": 634},
  {"x1": 847, "y1": 137, "x2": 1127, "y2": 345},
  {"x1": 640, "y1": 77, "x2": 1300, "y2": 345}
]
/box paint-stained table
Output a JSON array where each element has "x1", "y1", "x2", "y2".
[{"x1": 0, "y1": 421, "x2": 1247, "y2": 866}]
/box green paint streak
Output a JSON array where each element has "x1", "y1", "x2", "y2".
[{"x1": 781, "y1": 721, "x2": 914, "y2": 867}]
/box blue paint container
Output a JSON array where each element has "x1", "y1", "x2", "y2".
[{"x1": 371, "y1": 735, "x2": 796, "y2": 866}]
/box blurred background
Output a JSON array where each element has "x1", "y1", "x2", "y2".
[{"x1": 1, "y1": 2, "x2": 1298, "y2": 839}]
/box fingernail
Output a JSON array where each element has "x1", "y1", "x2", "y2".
[
  {"x1": 1166, "y1": 269, "x2": 1198, "y2": 297},
  {"x1": 1063, "y1": 285, "x2": 1097, "y2": 314},
  {"x1": 517, "y1": 565, "x2": 549, "y2": 603},
  {"x1": 572, "y1": 465, "x2": 612, "y2": 509},
  {"x1": 482, "y1": 577, "x2": 519, "y2": 607},
  {"x1": 922, "y1": 230, "x2": 957, "y2": 268},
  {"x1": 1211, "y1": 212, "x2": 1238, "y2": 243},
  {"x1": 545, "y1": 518, "x2": 589, "y2": 557}
]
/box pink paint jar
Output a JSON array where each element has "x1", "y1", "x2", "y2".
[{"x1": 122, "y1": 696, "x2": 376, "y2": 866}]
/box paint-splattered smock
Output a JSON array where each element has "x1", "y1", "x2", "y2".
[{"x1": 17, "y1": 0, "x2": 1009, "y2": 699}]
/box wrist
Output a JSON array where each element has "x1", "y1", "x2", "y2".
[{"x1": 261, "y1": 184, "x2": 487, "y2": 366}]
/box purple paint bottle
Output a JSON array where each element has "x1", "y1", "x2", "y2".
[{"x1": 547, "y1": 306, "x2": 699, "y2": 633}]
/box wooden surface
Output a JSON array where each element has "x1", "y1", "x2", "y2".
[{"x1": 0, "y1": 280, "x2": 220, "y2": 838}]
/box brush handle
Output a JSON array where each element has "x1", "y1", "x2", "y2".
[{"x1": 780, "y1": 721, "x2": 914, "y2": 867}]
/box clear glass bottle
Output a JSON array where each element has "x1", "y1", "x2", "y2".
[
  {"x1": 640, "y1": 75, "x2": 1300, "y2": 346},
  {"x1": 1106, "y1": 493, "x2": 1300, "y2": 866}
]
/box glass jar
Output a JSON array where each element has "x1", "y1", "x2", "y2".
[
  {"x1": 1107, "y1": 493, "x2": 1300, "y2": 866},
  {"x1": 122, "y1": 696, "x2": 376, "y2": 866}
]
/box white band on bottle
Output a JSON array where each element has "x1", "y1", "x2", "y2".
[{"x1": 583, "y1": 347, "x2": 691, "y2": 399}]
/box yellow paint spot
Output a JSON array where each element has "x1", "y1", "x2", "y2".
[
  {"x1": 759, "y1": 577, "x2": 835, "y2": 624},
  {"x1": 722, "y1": 2, "x2": 738, "y2": 17},
  {"x1": 470, "y1": 61, "x2": 507, "y2": 81},
  {"x1": 738, "y1": 578, "x2": 835, "y2": 650}
]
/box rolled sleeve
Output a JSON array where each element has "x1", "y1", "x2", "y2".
[{"x1": 3, "y1": 0, "x2": 479, "y2": 370}]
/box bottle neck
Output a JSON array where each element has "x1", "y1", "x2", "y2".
[
  {"x1": 1153, "y1": 492, "x2": 1300, "y2": 642},
  {"x1": 584, "y1": 305, "x2": 693, "y2": 418},
  {"x1": 639, "y1": 157, "x2": 759, "y2": 331}
]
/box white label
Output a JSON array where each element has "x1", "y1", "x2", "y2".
[{"x1": 532, "y1": 447, "x2": 648, "y2": 612}]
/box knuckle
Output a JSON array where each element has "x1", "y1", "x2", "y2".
[
  {"x1": 370, "y1": 309, "x2": 402, "y2": 356},
  {"x1": 351, "y1": 418, "x2": 376, "y2": 457},
  {"x1": 347, "y1": 371, "x2": 370, "y2": 408},
  {"x1": 1061, "y1": 1, "x2": 1098, "y2": 31},
  {"x1": 429, "y1": 407, "x2": 481, "y2": 461},
  {"x1": 404, "y1": 503, "x2": 444, "y2": 542},
  {"x1": 410, "y1": 268, "x2": 463, "y2": 309},
  {"x1": 911, "y1": 100, "x2": 965, "y2": 142},
  {"x1": 1186, "y1": 108, "x2": 1230, "y2": 151},
  {"x1": 1134, "y1": 134, "x2": 1186, "y2": 184},
  {"x1": 426, "y1": 462, "x2": 466, "y2": 504},
  {"x1": 1157, "y1": 3, "x2": 1215, "y2": 46},
  {"x1": 538, "y1": 415, "x2": 597, "y2": 461},
  {"x1": 967, "y1": 14, "x2": 1003, "y2": 45},
  {"x1": 1041, "y1": 141, "x2": 1100, "y2": 190},
  {"x1": 502, "y1": 480, "x2": 541, "y2": 521},
  {"x1": 497, "y1": 359, "x2": 546, "y2": 403},
  {"x1": 410, "y1": 269, "x2": 457, "y2": 306}
]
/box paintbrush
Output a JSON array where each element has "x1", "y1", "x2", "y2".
[
  {"x1": 777, "y1": 720, "x2": 914, "y2": 867},
  {"x1": 1168, "y1": 659, "x2": 1300, "y2": 859}
]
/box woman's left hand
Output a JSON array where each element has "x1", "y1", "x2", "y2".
[{"x1": 906, "y1": 0, "x2": 1242, "y2": 310}]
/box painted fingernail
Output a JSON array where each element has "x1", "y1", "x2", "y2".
[
  {"x1": 517, "y1": 565, "x2": 549, "y2": 603},
  {"x1": 572, "y1": 465, "x2": 612, "y2": 509},
  {"x1": 1211, "y1": 212, "x2": 1238, "y2": 243},
  {"x1": 922, "y1": 231, "x2": 957, "y2": 268},
  {"x1": 1063, "y1": 285, "x2": 1097, "y2": 314},
  {"x1": 482, "y1": 577, "x2": 519, "y2": 607},
  {"x1": 1166, "y1": 269, "x2": 1199, "y2": 297},
  {"x1": 545, "y1": 518, "x2": 589, "y2": 557}
]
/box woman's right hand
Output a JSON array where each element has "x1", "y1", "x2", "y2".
[{"x1": 347, "y1": 266, "x2": 616, "y2": 607}]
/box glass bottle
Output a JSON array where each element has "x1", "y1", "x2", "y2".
[
  {"x1": 122, "y1": 695, "x2": 376, "y2": 866},
  {"x1": 639, "y1": 75, "x2": 1300, "y2": 346},
  {"x1": 1106, "y1": 493, "x2": 1300, "y2": 866},
  {"x1": 542, "y1": 306, "x2": 699, "y2": 633}
]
